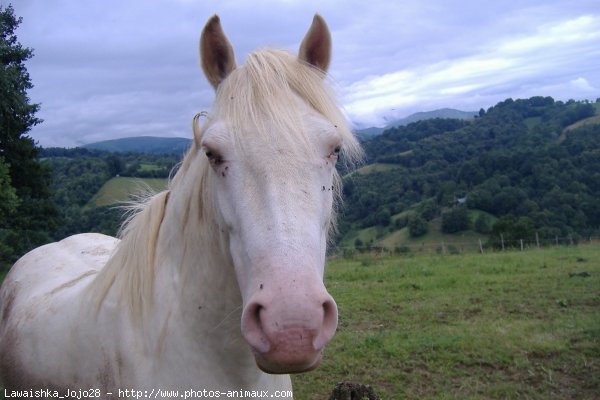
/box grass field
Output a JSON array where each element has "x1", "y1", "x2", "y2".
[
  {"x1": 1, "y1": 246, "x2": 597, "y2": 398},
  {"x1": 349, "y1": 163, "x2": 401, "y2": 176},
  {"x1": 292, "y1": 246, "x2": 600, "y2": 399},
  {"x1": 86, "y1": 176, "x2": 168, "y2": 207}
]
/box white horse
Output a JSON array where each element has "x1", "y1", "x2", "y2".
[{"x1": 0, "y1": 14, "x2": 361, "y2": 399}]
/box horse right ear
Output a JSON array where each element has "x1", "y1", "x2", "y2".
[
  {"x1": 200, "y1": 15, "x2": 236, "y2": 89},
  {"x1": 298, "y1": 14, "x2": 332, "y2": 73}
]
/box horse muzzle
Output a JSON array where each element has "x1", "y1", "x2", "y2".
[{"x1": 240, "y1": 285, "x2": 338, "y2": 374}]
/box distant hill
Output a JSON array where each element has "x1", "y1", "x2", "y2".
[
  {"x1": 340, "y1": 97, "x2": 600, "y2": 249},
  {"x1": 81, "y1": 110, "x2": 477, "y2": 153},
  {"x1": 355, "y1": 108, "x2": 478, "y2": 138},
  {"x1": 83, "y1": 136, "x2": 192, "y2": 154}
]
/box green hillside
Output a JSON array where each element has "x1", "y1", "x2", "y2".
[
  {"x1": 565, "y1": 102, "x2": 600, "y2": 131},
  {"x1": 341, "y1": 209, "x2": 497, "y2": 254},
  {"x1": 87, "y1": 177, "x2": 168, "y2": 207},
  {"x1": 339, "y1": 97, "x2": 600, "y2": 249},
  {"x1": 355, "y1": 108, "x2": 478, "y2": 138},
  {"x1": 83, "y1": 136, "x2": 192, "y2": 154}
]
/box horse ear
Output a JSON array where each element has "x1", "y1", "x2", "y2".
[
  {"x1": 298, "y1": 14, "x2": 332, "y2": 73},
  {"x1": 200, "y1": 15, "x2": 236, "y2": 89}
]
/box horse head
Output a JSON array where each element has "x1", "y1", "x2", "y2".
[{"x1": 198, "y1": 14, "x2": 359, "y2": 374}]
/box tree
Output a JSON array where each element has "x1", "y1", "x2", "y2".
[
  {"x1": 0, "y1": 157, "x2": 18, "y2": 221},
  {"x1": 105, "y1": 154, "x2": 125, "y2": 176},
  {"x1": 474, "y1": 213, "x2": 491, "y2": 234},
  {"x1": 441, "y1": 206, "x2": 470, "y2": 233},
  {"x1": 489, "y1": 215, "x2": 535, "y2": 248},
  {"x1": 408, "y1": 216, "x2": 428, "y2": 238},
  {"x1": 0, "y1": 5, "x2": 58, "y2": 269},
  {"x1": 418, "y1": 199, "x2": 440, "y2": 221},
  {"x1": 375, "y1": 208, "x2": 391, "y2": 226}
]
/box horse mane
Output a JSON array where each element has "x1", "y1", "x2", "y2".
[
  {"x1": 89, "y1": 190, "x2": 170, "y2": 317},
  {"x1": 89, "y1": 48, "x2": 362, "y2": 319}
]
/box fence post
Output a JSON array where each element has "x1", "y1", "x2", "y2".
[
  {"x1": 536, "y1": 232, "x2": 540, "y2": 249},
  {"x1": 520, "y1": 239, "x2": 524, "y2": 251},
  {"x1": 501, "y1": 234, "x2": 505, "y2": 251},
  {"x1": 479, "y1": 238, "x2": 484, "y2": 254}
]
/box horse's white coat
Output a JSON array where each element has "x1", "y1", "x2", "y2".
[{"x1": 0, "y1": 14, "x2": 361, "y2": 399}]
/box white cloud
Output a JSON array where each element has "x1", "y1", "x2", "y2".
[
  {"x1": 343, "y1": 13, "x2": 600, "y2": 127},
  {"x1": 570, "y1": 77, "x2": 596, "y2": 92}
]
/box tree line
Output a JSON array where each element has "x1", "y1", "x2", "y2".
[
  {"x1": 340, "y1": 96, "x2": 600, "y2": 247},
  {"x1": 1, "y1": 5, "x2": 59, "y2": 268}
]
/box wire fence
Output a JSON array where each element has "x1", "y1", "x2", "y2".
[{"x1": 331, "y1": 234, "x2": 600, "y2": 258}]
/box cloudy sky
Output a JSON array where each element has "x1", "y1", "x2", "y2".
[{"x1": 7, "y1": 0, "x2": 600, "y2": 147}]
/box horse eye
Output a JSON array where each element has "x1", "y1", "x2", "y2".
[
  {"x1": 329, "y1": 146, "x2": 341, "y2": 159},
  {"x1": 205, "y1": 150, "x2": 223, "y2": 166}
]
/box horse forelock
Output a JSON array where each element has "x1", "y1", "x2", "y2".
[{"x1": 212, "y1": 48, "x2": 362, "y2": 166}]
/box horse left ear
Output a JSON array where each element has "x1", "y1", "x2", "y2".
[
  {"x1": 298, "y1": 14, "x2": 332, "y2": 73},
  {"x1": 200, "y1": 15, "x2": 237, "y2": 89}
]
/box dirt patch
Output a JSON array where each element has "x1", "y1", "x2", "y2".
[{"x1": 328, "y1": 382, "x2": 381, "y2": 400}]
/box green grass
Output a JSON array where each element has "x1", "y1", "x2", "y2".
[
  {"x1": 2, "y1": 246, "x2": 597, "y2": 398},
  {"x1": 138, "y1": 162, "x2": 163, "y2": 172},
  {"x1": 348, "y1": 163, "x2": 401, "y2": 176},
  {"x1": 292, "y1": 246, "x2": 600, "y2": 399},
  {"x1": 86, "y1": 177, "x2": 168, "y2": 207},
  {"x1": 565, "y1": 114, "x2": 600, "y2": 131}
]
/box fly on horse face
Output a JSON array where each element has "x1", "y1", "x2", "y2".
[{"x1": 0, "y1": 14, "x2": 361, "y2": 398}]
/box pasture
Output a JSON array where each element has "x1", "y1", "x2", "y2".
[
  {"x1": 0, "y1": 245, "x2": 597, "y2": 398},
  {"x1": 293, "y1": 245, "x2": 599, "y2": 399},
  {"x1": 86, "y1": 177, "x2": 168, "y2": 207}
]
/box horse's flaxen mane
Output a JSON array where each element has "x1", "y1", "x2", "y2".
[
  {"x1": 89, "y1": 48, "x2": 362, "y2": 319},
  {"x1": 90, "y1": 190, "x2": 170, "y2": 317}
]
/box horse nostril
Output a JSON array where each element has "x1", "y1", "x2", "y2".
[
  {"x1": 253, "y1": 302, "x2": 263, "y2": 323},
  {"x1": 314, "y1": 296, "x2": 338, "y2": 350},
  {"x1": 241, "y1": 301, "x2": 270, "y2": 353}
]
